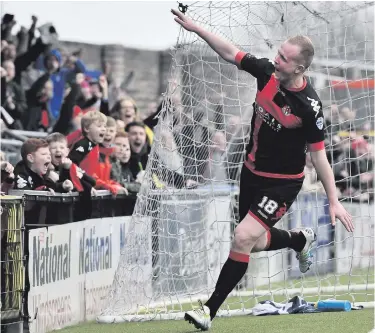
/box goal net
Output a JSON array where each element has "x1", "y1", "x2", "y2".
[{"x1": 98, "y1": 1, "x2": 374, "y2": 322}]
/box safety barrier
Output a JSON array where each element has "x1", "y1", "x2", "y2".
[{"x1": 1, "y1": 196, "x2": 25, "y2": 333}]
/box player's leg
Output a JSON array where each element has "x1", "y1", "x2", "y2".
[
  {"x1": 252, "y1": 227, "x2": 312, "y2": 254},
  {"x1": 184, "y1": 165, "x2": 259, "y2": 330},
  {"x1": 204, "y1": 211, "x2": 269, "y2": 321},
  {"x1": 250, "y1": 178, "x2": 317, "y2": 273}
]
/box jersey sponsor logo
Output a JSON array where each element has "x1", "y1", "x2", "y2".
[
  {"x1": 76, "y1": 146, "x2": 84, "y2": 152},
  {"x1": 254, "y1": 103, "x2": 282, "y2": 132},
  {"x1": 306, "y1": 96, "x2": 321, "y2": 117},
  {"x1": 316, "y1": 117, "x2": 324, "y2": 130},
  {"x1": 282, "y1": 105, "x2": 291, "y2": 116}
]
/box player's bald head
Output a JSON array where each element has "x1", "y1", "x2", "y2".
[{"x1": 286, "y1": 35, "x2": 315, "y2": 70}]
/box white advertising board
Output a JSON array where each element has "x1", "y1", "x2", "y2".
[{"x1": 28, "y1": 216, "x2": 152, "y2": 333}]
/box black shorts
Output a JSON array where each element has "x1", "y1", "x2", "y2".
[{"x1": 238, "y1": 165, "x2": 304, "y2": 229}]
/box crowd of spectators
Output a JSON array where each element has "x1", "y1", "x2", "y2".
[
  {"x1": 303, "y1": 103, "x2": 374, "y2": 202},
  {"x1": 0, "y1": 13, "x2": 374, "y2": 213},
  {"x1": 0, "y1": 14, "x2": 238, "y2": 210}
]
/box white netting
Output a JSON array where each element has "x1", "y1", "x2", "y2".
[{"x1": 98, "y1": 1, "x2": 374, "y2": 322}]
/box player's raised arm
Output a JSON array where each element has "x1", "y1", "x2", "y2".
[{"x1": 171, "y1": 8, "x2": 240, "y2": 65}]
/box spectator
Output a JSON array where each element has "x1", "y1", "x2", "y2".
[
  {"x1": 53, "y1": 79, "x2": 81, "y2": 135},
  {"x1": 1, "y1": 60, "x2": 27, "y2": 129},
  {"x1": 226, "y1": 115, "x2": 241, "y2": 142},
  {"x1": 102, "y1": 116, "x2": 116, "y2": 148},
  {"x1": 225, "y1": 115, "x2": 247, "y2": 182},
  {"x1": 23, "y1": 72, "x2": 53, "y2": 131},
  {"x1": 0, "y1": 151, "x2": 14, "y2": 194},
  {"x1": 68, "y1": 111, "x2": 126, "y2": 195},
  {"x1": 324, "y1": 104, "x2": 341, "y2": 137},
  {"x1": 112, "y1": 97, "x2": 154, "y2": 144},
  {"x1": 47, "y1": 131, "x2": 97, "y2": 193},
  {"x1": 126, "y1": 121, "x2": 149, "y2": 179},
  {"x1": 1, "y1": 41, "x2": 17, "y2": 62},
  {"x1": 46, "y1": 132, "x2": 70, "y2": 177},
  {"x1": 43, "y1": 49, "x2": 86, "y2": 121},
  {"x1": 141, "y1": 101, "x2": 158, "y2": 121},
  {"x1": 110, "y1": 131, "x2": 141, "y2": 193},
  {"x1": 158, "y1": 130, "x2": 184, "y2": 175},
  {"x1": 202, "y1": 131, "x2": 228, "y2": 182},
  {"x1": 68, "y1": 110, "x2": 106, "y2": 177},
  {"x1": 126, "y1": 121, "x2": 196, "y2": 189},
  {"x1": 112, "y1": 97, "x2": 138, "y2": 127},
  {"x1": 96, "y1": 116, "x2": 128, "y2": 195},
  {"x1": 340, "y1": 106, "x2": 356, "y2": 132},
  {"x1": 13, "y1": 138, "x2": 71, "y2": 192},
  {"x1": 63, "y1": 75, "x2": 107, "y2": 145},
  {"x1": 116, "y1": 119, "x2": 126, "y2": 133},
  {"x1": 346, "y1": 137, "x2": 374, "y2": 199},
  {"x1": 77, "y1": 75, "x2": 109, "y2": 115}
]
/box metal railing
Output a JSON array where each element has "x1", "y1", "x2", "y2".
[{"x1": 1, "y1": 196, "x2": 25, "y2": 333}]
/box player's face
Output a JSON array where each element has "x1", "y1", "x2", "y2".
[
  {"x1": 274, "y1": 42, "x2": 304, "y2": 82},
  {"x1": 103, "y1": 126, "x2": 117, "y2": 148},
  {"x1": 28, "y1": 147, "x2": 51, "y2": 175},
  {"x1": 49, "y1": 140, "x2": 68, "y2": 166},
  {"x1": 86, "y1": 120, "x2": 106, "y2": 144}
]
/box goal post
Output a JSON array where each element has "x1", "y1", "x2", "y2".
[{"x1": 98, "y1": 1, "x2": 374, "y2": 323}]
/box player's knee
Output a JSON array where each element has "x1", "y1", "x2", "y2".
[
  {"x1": 251, "y1": 233, "x2": 268, "y2": 253},
  {"x1": 233, "y1": 226, "x2": 258, "y2": 251}
]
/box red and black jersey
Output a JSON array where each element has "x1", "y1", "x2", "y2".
[
  {"x1": 235, "y1": 52, "x2": 325, "y2": 179},
  {"x1": 68, "y1": 136, "x2": 99, "y2": 191}
]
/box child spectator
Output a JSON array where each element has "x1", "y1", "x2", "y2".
[
  {"x1": 13, "y1": 138, "x2": 72, "y2": 192},
  {"x1": 46, "y1": 132, "x2": 71, "y2": 181},
  {"x1": 46, "y1": 132, "x2": 95, "y2": 192},
  {"x1": 110, "y1": 132, "x2": 141, "y2": 193},
  {"x1": 96, "y1": 116, "x2": 128, "y2": 195},
  {"x1": 68, "y1": 110, "x2": 106, "y2": 173},
  {"x1": 103, "y1": 116, "x2": 116, "y2": 148},
  {"x1": 68, "y1": 111, "x2": 126, "y2": 195}
]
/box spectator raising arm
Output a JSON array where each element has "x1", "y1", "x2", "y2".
[{"x1": 53, "y1": 82, "x2": 80, "y2": 134}]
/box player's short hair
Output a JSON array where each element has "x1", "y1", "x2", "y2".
[
  {"x1": 21, "y1": 138, "x2": 49, "y2": 162},
  {"x1": 46, "y1": 132, "x2": 67, "y2": 144},
  {"x1": 287, "y1": 35, "x2": 314, "y2": 69},
  {"x1": 115, "y1": 131, "x2": 129, "y2": 140},
  {"x1": 125, "y1": 121, "x2": 146, "y2": 133},
  {"x1": 81, "y1": 111, "x2": 107, "y2": 133},
  {"x1": 106, "y1": 116, "x2": 117, "y2": 128}
]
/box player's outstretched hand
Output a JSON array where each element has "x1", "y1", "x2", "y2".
[
  {"x1": 329, "y1": 200, "x2": 354, "y2": 232},
  {"x1": 171, "y1": 8, "x2": 198, "y2": 32}
]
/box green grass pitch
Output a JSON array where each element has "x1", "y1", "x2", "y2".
[{"x1": 54, "y1": 309, "x2": 374, "y2": 333}]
